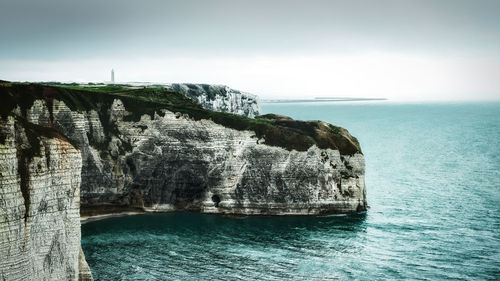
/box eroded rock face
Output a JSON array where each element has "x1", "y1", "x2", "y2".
[
  {"x1": 169, "y1": 83, "x2": 261, "y2": 118},
  {"x1": 0, "y1": 116, "x2": 93, "y2": 281},
  {"x1": 0, "y1": 82, "x2": 364, "y2": 280},
  {"x1": 25, "y1": 99, "x2": 366, "y2": 216}
]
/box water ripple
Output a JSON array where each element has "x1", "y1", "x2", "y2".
[{"x1": 83, "y1": 102, "x2": 500, "y2": 280}]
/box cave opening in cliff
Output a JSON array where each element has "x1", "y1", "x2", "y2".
[{"x1": 211, "y1": 194, "x2": 221, "y2": 207}]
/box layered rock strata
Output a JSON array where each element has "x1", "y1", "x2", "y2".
[
  {"x1": 168, "y1": 83, "x2": 261, "y2": 118},
  {"x1": 0, "y1": 81, "x2": 366, "y2": 280},
  {"x1": 3, "y1": 84, "x2": 366, "y2": 216},
  {"x1": 0, "y1": 115, "x2": 92, "y2": 281}
]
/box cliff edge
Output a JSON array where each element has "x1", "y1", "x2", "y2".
[
  {"x1": 0, "y1": 114, "x2": 92, "y2": 280},
  {"x1": 0, "y1": 82, "x2": 366, "y2": 217},
  {"x1": 0, "y1": 80, "x2": 366, "y2": 279}
]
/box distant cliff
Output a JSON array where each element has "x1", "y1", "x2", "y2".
[
  {"x1": 0, "y1": 115, "x2": 92, "y2": 281},
  {"x1": 168, "y1": 83, "x2": 260, "y2": 118},
  {"x1": 0, "y1": 82, "x2": 365, "y2": 217}
]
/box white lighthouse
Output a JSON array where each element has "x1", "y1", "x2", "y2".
[{"x1": 111, "y1": 69, "x2": 115, "y2": 84}]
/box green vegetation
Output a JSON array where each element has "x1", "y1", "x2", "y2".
[
  {"x1": 53, "y1": 84, "x2": 129, "y2": 93},
  {"x1": 0, "y1": 81, "x2": 361, "y2": 155}
]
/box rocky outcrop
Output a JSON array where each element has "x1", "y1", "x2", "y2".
[
  {"x1": 168, "y1": 83, "x2": 261, "y2": 118},
  {"x1": 1, "y1": 82, "x2": 366, "y2": 215},
  {"x1": 0, "y1": 115, "x2": 93, "y2": 281},
  {"x1": 0, "y1": 81, "x2": 365, "y2": 280},
  {"x1": 1, "y1": 84, "x2": 365, "y2": 216}
]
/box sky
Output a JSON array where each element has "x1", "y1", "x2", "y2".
[{"x1": 0, "y1": 0, "x2": 499, "y2": 101}]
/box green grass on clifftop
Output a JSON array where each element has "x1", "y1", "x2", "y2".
[{"x1": 0, "y1": 81, "x2": 361, "y2": 155}]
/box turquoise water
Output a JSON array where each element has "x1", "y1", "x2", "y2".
[{"x1": 82, "y1": 102, "x2": 500, "y2": 280}]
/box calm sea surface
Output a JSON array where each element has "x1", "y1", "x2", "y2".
[{"x1": 82, "y1": 102, "x2": 500, "y2": 280}]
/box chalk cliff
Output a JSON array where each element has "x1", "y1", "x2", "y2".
[
  {"x1": 1, "y1": 83, "x2": 366, "y2": 217},
  {"x1": 0, "y1": 115, "x2": 92, "y2": 280},
  {"x1": 168, "y1": 83, "x2": 261, "y2": 118},
  {"x1": 0, "y1": 81, "x2": 366, "y2": 279}
]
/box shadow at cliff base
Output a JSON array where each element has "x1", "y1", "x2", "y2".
[{"x1": 82, "y1": 211, "x2": 367, "y2": 242}]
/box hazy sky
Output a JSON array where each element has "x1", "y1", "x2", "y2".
[{"x1": 1, "y1": 0, "x2": 499, "y2": 100}]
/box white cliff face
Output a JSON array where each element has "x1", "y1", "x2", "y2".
[
  {"x1": 26, "y1": 99, "x2": 366, "y2": 216},
  {"x1": 1, "y1": 82, "x2": 365, "y2": 281},
  {"x1": 168, "y1": 84, "x2": 261, "y2": 118},
  {"x1": 0, "y1": 116, "x2": 92, "y2": 281}
]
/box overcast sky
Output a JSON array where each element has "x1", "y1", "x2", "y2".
[{"x1": 1, "y1": 0, "x2": 499, "y2": 100}]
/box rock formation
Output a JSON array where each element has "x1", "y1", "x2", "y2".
[
  {"x1": 1, "y1": 82, "x2": 366, "y2": 216},
  {"x1": 168, "y1": 83, "x2": 261, "y2": 118},
  {"x1": 0, "y1": 115, "x2": 92, "y2": 281},
  {"x1": 0, "y1": 81, "x2": 366, "y2": 279}
]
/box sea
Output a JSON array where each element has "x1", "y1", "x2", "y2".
[{"x1": 82, "y1": 101, "x2": 500, "y2": 280}]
